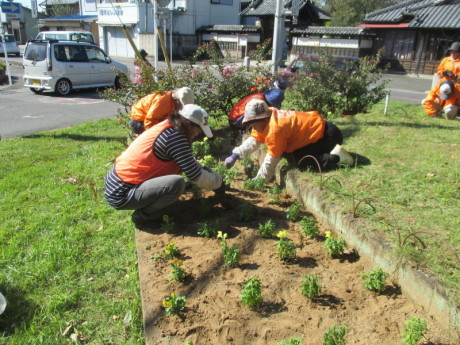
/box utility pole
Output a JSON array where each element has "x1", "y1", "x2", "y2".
[{"x1": 271, "y1": 0, "x2": 283, "y2": 73}]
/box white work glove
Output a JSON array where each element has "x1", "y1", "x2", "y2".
[
  {"x1": 194, "y1": 168, "x2": 223, "y2": 190},
  {"x1": 256, "y1": 153, "x2": 281, "y2": 183},
  {"x1": 233, "y1": 136, "x2": 260, "y2": 158}
]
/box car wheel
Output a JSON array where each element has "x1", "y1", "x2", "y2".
[
  {"x1": 30, "y1": 87, "x2": 44, "y2": 94},
  {"x1": 114, "y1": 75, "x2": 122, "y2": 89},
  {"x1": 55, "y1": 79, "x2": 72, "y2": 96}
]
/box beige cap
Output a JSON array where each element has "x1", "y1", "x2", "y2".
[
  {"x1": 242, "y1": 99, "x2": 270, "y2": 124},
  {"x1": 179, "y1": 104, "x2": 213, "y2": 138},
  {"x1": 172, "y1": 87, "x2": 194, "y2": 106}
]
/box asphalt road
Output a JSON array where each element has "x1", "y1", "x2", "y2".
[{"x1": 0, "y1": 54, "x2": 432, "y2": 140}]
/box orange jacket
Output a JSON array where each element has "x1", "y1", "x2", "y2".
[
  {"x1": 130, "y1": 91, "x2": 176, "y2": 130},
  {"x1": 436, "y1": 56, "x2": 460, "y2": 78},
  {"x1": 115, "y1": 120, "x2": 180, "y2": 184},
  {"x1": 251, "y1": 108, "x2": 326, "y2": 157},
  {"x1": 229, "y1": 93, "x2": 265, "y2": 121},
  {"x1": 423, "y1": 81, "x2": 460, "y2": 117}
]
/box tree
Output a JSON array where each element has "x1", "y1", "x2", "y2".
[{"x1": 319, "y1": 0, "x2": 400, "y2": 27}]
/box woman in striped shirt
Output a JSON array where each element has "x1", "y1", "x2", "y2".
[{"x1": 105, "y1": 104, "x2": 222, "y2": 230}]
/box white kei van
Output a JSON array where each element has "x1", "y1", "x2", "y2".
[
  {"x1": 36, "y1": 31, "x2": 96, "y2": 45},
  {"x1": 23, "y1": 40, "x2": 128, "y2": 96}
]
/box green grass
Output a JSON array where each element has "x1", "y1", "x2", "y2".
[
  {"x1": 0, "y1": 119, "x2": 143, "y2": 344},
  {"x1": 300, "y1": 101, "x2": 459, "y2": 303}
]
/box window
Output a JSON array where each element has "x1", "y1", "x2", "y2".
[
  {"x1": 211, "y1": 0, "x2": 232, "y2": 4},
  {"x1": 68, "y1": 45, "x2": 88, "y2": 62},
  {"x1": 85, "y1": 46, "x2": 107, "y2": 63},
  {"x1": 24, "y1": 43, "x2": 47, "y2": 61}
]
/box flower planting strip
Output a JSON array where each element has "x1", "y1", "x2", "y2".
[{"x1": 250, "y1": 148, "x2": 460, "y2": 332}]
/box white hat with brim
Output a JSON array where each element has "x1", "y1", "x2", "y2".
[
  {"x1": 172, "y1": 87, "x2": 195, "y2": 106},
  {"x1": 439, "y1": 81, "x2": 454, "y2": 100},
  {"x1": 179, "y1": 104, "x2": 213, "y2": 138},
  {"x1": 242, "y1": 99, "x2": 270, "y2": 124}
]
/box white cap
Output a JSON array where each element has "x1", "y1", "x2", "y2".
[
  {"x1": 179, "y1": 104, "x2": 213, "y2": 138},
  {"x1": 439, "y1": 81, "x2": 454, "y2": 100},
  {"x1": 172, "y1": 87, "x2": 194, "y2": 106}
]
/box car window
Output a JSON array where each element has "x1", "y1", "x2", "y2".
[
  {"x1": 85, "y1": 46, "x2": 106, "y2": 63},
  {"x1": 70, "y1": 33, "x2": 94, "y2": 43},
  {"x1": 54, "y1": 45, "x2": 68, "y2": 62},
  {"x1": 68, "y1": 45, "x2": 88, "y2": 62},
  {"x1": 24, "y1": 43, "x2": 47, "y2": 61},
  {"x1": 4, "y1": 35, "x2": 15, "y2": 43}
]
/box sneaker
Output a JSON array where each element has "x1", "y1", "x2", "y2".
[
  {"x1": 131, "y1": 211, "x2": 162, "y2": 231},
  {"x1": 330, "y1": 144, "x2": 354, "y2": 166}
]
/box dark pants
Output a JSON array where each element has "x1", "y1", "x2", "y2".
[{"x1": 287, "y1": 122, "x2": 343, "y2": 172}]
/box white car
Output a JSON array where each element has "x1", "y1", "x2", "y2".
[
  {"x1": 23, "y1": 40, "x2": 128, "y2": 96},
  {"x1": 0, "y1": 34, "x2": 20, "y2": 57}
]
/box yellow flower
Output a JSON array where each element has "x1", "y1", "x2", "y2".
[
  {"x1": 172, "y1": 259, "x2": 183, "y2": 265},
  {"x1": 168, "y1": 242, "x2": 176, "y2": 247},
  {"x1": 162, "y1": 300, "x2": 172, "y2": 308},
  {"x1": 325, "y1": 231, "x2": 332, "y2": 238},
  {"x1": 217, "y1": 231, "x2": 227, "y2": 239},
  {"x1": 277, "y1": 230, "x2": 288, "y2": 239}
]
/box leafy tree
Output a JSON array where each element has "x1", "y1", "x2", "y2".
[{"x1": 49, "y1": 0, "x2": 78, "y2": 17}]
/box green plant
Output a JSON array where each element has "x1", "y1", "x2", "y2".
[
  {"x1": 401, "y1": 317, "x2": 427, "y2": 345},
  {"x1": 197, "y1": 219, "x2": 220, "y2": 238},
  {"x1": 323, "y1": 324, "x2": 348, "y2": 345},
  {"x1": 192, "y1": 137, "x2": 211, "y2": 158},
  {"x1": 258, "y1": 219, "x2": 276, "y2": 238},
  {"x1": 198, "y1": 154, "x2": 217, "y2": 169},
  {"x1": 161, "y1": 214, "x2": 175, "y2": 233},
  {"x1": 361, "y1": 267, "x2": 388, "y2": 293},
  {"x1": 240, "y1": 156, "x2": 255, "y2": 177},
  {"x1": 249, "y1": 38, "x2": 273, "y2": 62},
  {"x1": 162, "y1": 293, "x2": 186, "y2": 316},
  {"x1": 169, "y1": 259, "x2": 187, "y2": 282},
  {"x1": 162, "y1": 242, "x2": 180, "y2": 259},
  {"x1": 287, "y1": 201, "x2": 302, "y2": 221},
  {"x1": 243, "y1": 177, "x2": 266, "y2": 191},
  {"x1": 300, "y1": 216, "x2": 319, "y2": 238},
  {"x1": 196, "y1": 198, "x2": 211, "y2": 218},
  {"x1": 0, "y1": 60, "x2": 6, "y2": 74},
  {"x1": 277, "y1": 336, "x2": 303, "y2": 345},
  {"x1": 213, "y1": 163, "x2": 239, "y2": 185},
  {"x1": 323, "y1": 232, "x2": 347, "y2": 257},
  {"x1": 236, "y1": 200, "x2": 254, "y2": 222},
  {"x1": 267, "y1": 184, "x2": 283, "y2": 204},
  {"x1": 276, "y1": 231, "x2": 297, "y2": 261},
  {"x1": 218, "y1": 231, "x2": 240, "y2": 268},
  {"x1": 240, "y1": 276, "x2": 263, "y2": 308},
  {"x1": 301, "y1": 274, "x2": 322, "y2": 299}
]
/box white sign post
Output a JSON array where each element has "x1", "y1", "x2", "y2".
[
  {"x1": 31, "y1": 0, "x2": 38, "y2": 18},
  {"x1": 0, "y1": 30, "x2": 12, "y2": 86}
]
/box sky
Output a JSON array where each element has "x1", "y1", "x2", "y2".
[{"x1": 14, "y1": 0, "x2": 47, "y2": 10}]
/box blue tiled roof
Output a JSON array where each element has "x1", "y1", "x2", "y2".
[{"x1": 364, "y1": 0, "x2": 460, "y2": 28}]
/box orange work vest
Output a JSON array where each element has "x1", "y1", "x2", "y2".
[
  {"x1": 251, "y1": 108, "x2": 326, "y2": 157},
  {"x1": 130, "y1": 91, "x2": 176, "y2": 130},
  {"x1": 115, "y1": 120, "x2": 181, "y2": 184},
  {"x1": 229, "y1": 93, "x2": 264, "y2": 121}
]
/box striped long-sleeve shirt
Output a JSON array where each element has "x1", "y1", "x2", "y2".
[{"x1": 105, "y1": 127, "x2": 201, "y2": 209}]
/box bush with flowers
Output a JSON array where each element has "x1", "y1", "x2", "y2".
[
  {"x1": 285, "y1": 50, "x2": 390, "y2": 119},
  {"x1": 101, "y1": 41, "x2": 277, "y2": 122}
]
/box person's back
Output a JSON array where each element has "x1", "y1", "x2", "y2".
[{"x1": 423, "y1": 80, "x2": 460, "y2": 119}]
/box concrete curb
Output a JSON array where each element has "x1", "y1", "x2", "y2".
[{"x1": 250, "y1": 149, "x2": 460, "y2": 333}]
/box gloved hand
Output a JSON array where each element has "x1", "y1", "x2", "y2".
[
  {"x1": 224, "y1": 153, "x2": 239, "y2": 168},
  {"x1": 442, "y1": 70, "x2": 455, "y2": 79}
]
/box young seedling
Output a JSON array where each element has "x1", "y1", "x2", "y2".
[
  {"x1": 162, "y1": 292, "x2": 186, "y2": 316},
  {"x1": 301, "y1": 274, "x2": 322, "y2": 299},
  {"x1": 276, "y1": 231, "x2": 297, "y2": 262},
  {"x1": 214, "y1": 163, "x2": 238, "y2": 185},
  {"x1": 258, "y1": 219, "x2": 276, "y2": 238},
  {"x1": 236, "y1": 200, "x2": 254, "y2": 222},
  {"x1": 361, "y1": 267, "x2": 388, "y2": 293},
  {"x1": 277, "y1": 336, "x2": 303, "y2": 345},
  {"x1": 240, "y1": 276, "x2": 263, "y2": 308},
  {"x1": 323, "y1": 231, "x2": 347, "y2": 257},
  {"x1": 192, "y1": 137, "x2": 211, "y2": 158},
  {"x1": 243, "y1": 177, "x2": 266, "y2": 191},
  {"x1": 300, "y1": 216, "x2": 319, "y2": 238},
  {"x1": 218, "y1": 231, "x2": 240, "y2": 268},
  {"x1": 240, "y1": 156, "x2": 255, "y2": 178},
  {"x1": 401, "y1": 317, "x2": 427, "y2": 345},
  {"x1": 323, "y1": 324, "x2": 348, "y2": 345},
  {"x1": 197, "y1": 219, "x2": 219, "y2": 238},
  {"x1": 162, "y1": 242, "x2": 180, "y2": 259},
  {"x1": 161, "y1": 215, "x2": 175, "y2": 233},
  {"x1": 199, "y1": 154, "x2": 217, "y2": 169},
  {"x1": 169, "y1": 259, "x2": 187, "y2": 282},
  {"x1": 267, "y1": 184, "x2": 283, "y2": 204},
  {"x1": 287, "y1": 201, "x2": 302, "y2": 221}
]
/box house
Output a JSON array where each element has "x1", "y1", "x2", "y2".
[
  {"x1": 1, "y1": 4, "x2": 38, "y2": 43},
  {"x1": 360, "y1": 0, "x2": 460, "y2": 74}
]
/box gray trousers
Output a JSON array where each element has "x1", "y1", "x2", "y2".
[{"x1": 120, "y1": 175, "x2": 185, "y2": 222}]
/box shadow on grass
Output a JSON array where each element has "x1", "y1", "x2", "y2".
[
  {"x1": 259, "y1": 301, "x2": 288, "y2": 317},
  {"x1": 23, "y1": 133, "x2": 128, "y2": 143},
  {"x1": 312, "y1": 294, "x2": 343, "y2": 307},
  {"x1": 297, "y1": 256, "x2": 318, "y2": 268},
  {"x1": 0, "y1": 282, "x2": 38, "y2": 337},
  {"x1": 381, "y1": 284, "x2": 402, "y2": 299}
]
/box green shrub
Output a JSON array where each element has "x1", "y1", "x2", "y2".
[
  {"x1": 401, "y1": 317, "x2": 427, "y2": 345},
  {"x1": 243, "y1": 177, "x2": 266, "y2": 191},
  {"x1": 361, "y1": 267, "x2": 388, "y2": 293},
  {"x1": 240, "y1": 276, "x2": 263, "y2": 308},
  {"x1": 300, "y1": 216, "x2": 319, "y2": 237},
  {"x1": 287, "y1": 201, "x2": 302, "y2": 221},
  {"x1": 277, "y1": 336, "x2": 303, "y2": 345},
  {"x1": 301, "y1": 274, "x2": 322, "y2": 299},
  {"x1": 0, "y1": 60, "x2": 5, "y2": 74},
  {"x1": 197, "y1": 220, "x2": 219, "y2": 238},
  {"x1": 323, "y1": 324, "x2": 348, "y2": 345},
  {"x1": 258, "y1": 219, "x2": 276, "y2": 238}
]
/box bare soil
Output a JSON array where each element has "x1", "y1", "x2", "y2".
[{"x1": 135, "y1": 168, "x2": 456, "y2": 345}]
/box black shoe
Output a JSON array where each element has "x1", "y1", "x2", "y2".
[{"x1": 131, "y1": 211, "x2": 162, "y2": 231}]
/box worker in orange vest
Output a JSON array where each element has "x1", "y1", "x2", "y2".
[
  {"x1": 422, "y1": 80, "x2": 460, "y2": 119},
  {"x1": 432, "y1": 42, "x2": 460, "y2": 87},
  {"x1": 129, "y1": 87, "x2": 194, "y2": 134},
  {"x1": 225, "y1": 99, "x2": 354, "y2": 182}
]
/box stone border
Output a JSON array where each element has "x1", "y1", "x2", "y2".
[{"x1": 251, "y1": 149, "x2": 460, "y2": 332}]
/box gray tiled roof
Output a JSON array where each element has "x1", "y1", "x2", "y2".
[
  {"x1": 40, "y1": 14, "x2": 97, "y2": 22},
  {"x1": 240, "y1": 0, "x2": 331, "y2": 20},
  {"x1": 364, "y1": 0, "x2": 460, "y2": 28},
  {"x1": 291, "y1": 26, "x2": 376, "y2": 37},
  {"x1": 196, "y1": 25, "x2": 261, "y2": 33}
]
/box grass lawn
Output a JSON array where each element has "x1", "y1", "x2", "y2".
[{"x1": 0, "y1": 100, "x2": 458, "y2": 343}]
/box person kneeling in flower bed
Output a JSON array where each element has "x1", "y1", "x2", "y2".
[
  {"x1": 105, "y1": 104, "x2": 223, "y2": 231},
  {"x1": 225, "y1": 99, "x2": 354, "y2": 182}
]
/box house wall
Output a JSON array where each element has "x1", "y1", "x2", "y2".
[{"x1": 291, "y1": 36, "x2": 374, "y2": 59}]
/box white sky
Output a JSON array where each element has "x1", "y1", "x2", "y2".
[{"x1": 14, "y1": 0, "x2": 47, "y2": 10}]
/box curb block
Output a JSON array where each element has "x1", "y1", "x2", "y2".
[{"x1": 251, "y1": 148, "x2": 460, "y2": 333}]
